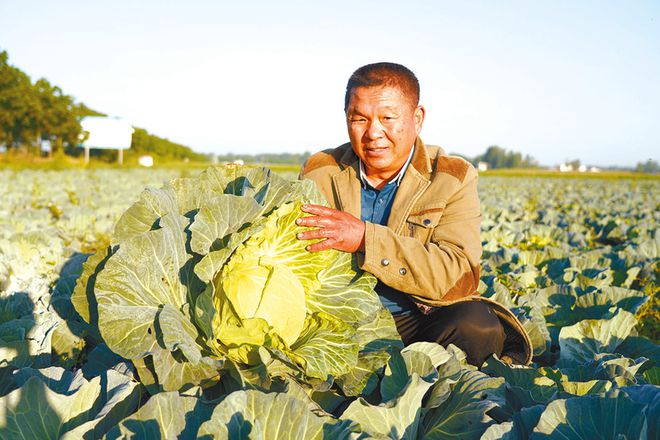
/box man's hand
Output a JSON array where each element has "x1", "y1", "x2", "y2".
[{"x1": 296, "y1": 204, "x2": 366, "y2": 253}]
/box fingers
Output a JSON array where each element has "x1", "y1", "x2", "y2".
[
  {"x1": 305, "y1": 238, "x2": 335, "y2": 253},
  {"x1": 296, "y1": 204, "x2": 364, "y2": 253},
  {"x1": 300, "y1": 204, "x2": 338, "y2": 216},
  {"x1": 296, "y1": 228, "x2": 328, "y2": 241},
  {"x1": 296, "y1": 215, "x2": 333, "y2": 228}
]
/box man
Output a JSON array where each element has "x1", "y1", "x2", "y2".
[{"x1": 297, "y1": 62, "x2": 531, "y2": 367}]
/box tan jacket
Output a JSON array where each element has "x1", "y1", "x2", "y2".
[{"x1": 301, "y1": 137, "x2": 533, "y2": 365}]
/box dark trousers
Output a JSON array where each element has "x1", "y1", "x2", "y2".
[{"x1": 393, "y1": 301, "x2": 505, "y2": 367}]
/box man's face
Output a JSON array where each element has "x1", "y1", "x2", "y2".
[{"x1": 346, "y1": 85, "x2": 425, "y2": 181}]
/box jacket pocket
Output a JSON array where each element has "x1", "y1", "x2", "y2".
[{"x1": 406, "y1": 203, "x2": 446, "y2": 243}]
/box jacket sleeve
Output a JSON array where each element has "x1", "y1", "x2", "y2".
[{"x1": 360, "y1": 166, "x2": 482, "y2": 303}]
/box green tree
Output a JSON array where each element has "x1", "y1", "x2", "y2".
[
  {"x1": 34, "y1": 78, "x2": 81, "y2": 154},
  {"x1": 0, "y1": 50, "x2": 41, "y2": 150},
  {"x1": 635, "y1": 159, "x2": 659, "y2": 174},
  {"x1": 473, "y1": 145, "x2": 538, "y2": 169}
]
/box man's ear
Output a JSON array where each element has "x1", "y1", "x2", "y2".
[{"x1": 414, "y1": 105, "x2": 426, "y2": 135}]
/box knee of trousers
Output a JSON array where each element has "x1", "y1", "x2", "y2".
[{"x1": 433, "y1": 301, "x2": 506, "y2": 366}]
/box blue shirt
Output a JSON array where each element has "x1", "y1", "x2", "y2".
[{"x1": 359, "y1": 147, "x2": 416, "y2": 316}]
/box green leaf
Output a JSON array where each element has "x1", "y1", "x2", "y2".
[
  {"x1": 558, "y1": 309, "x2": 637, "y2": 366},
  {"x1": 335, "y1": 308, "x2": 401, "y2": 397},
  {"x1": 421, "y1": 370, "x2": 506, "y2": 440},
  {"x1": 289, "y1": 312, "x2": 358, "y2": 380},
  {"x1": 307, "y1": 252, "x2": 381, "y2": 326},
  {"x1": 50, "y1": 321, "x2": 85, "y2": 369},
  {"x1": 621, "y1": 384, "x2": 660, "y2": 440},
  {"x1": 197, "y1": 389, "x2": 351, "y2": 439},
  {"x1": 81, "y1": 343, "x2": 135, "y2": 380},
  {"x1": 616, "y1": 335, "x2": 660, "y2": 365},
  {"x1": 157, "y1": 303, "x2": 202, "y2": 364},
  {"x1": 0, "y1": 374, "x2": 100, "y2": 439},
  {"x1": 335, "y1": 350, "x2": 390, "y2": 397},
  {"x1": 71, "y1": 246, "x2": 111, "y2": 328},
  {"x1": 642, "y1": 366, "x2": 660, "y2": 385},
  {"x1": 481, "y1": 356, "x2": 557, "y2": 409},
  {"x1": 96, "y1": 214, "x2": 193, "y2": 359},
  {"x1": 380, "y1": 343, "x2": 449, "y2": 403},
  {"x1": 558, "y1": 380, "x2": 612, "y2": 397},
  {"x1": 6, "y1": 367, "x2": 142, "y2": 439},
  {"x1": 341, "y1": 373, "x2": 435, "y2": 439},
  {"x1": 106, "y1": 391, "x2": 212, "y2": 439},
  {"x1": 149, "y1": 346, "x2": 222, "y2": 392},
  {"x1": 530, "y1": 391, "x2": 646, "y2": 439},
  {"x1": 113, "y1": 186, "x2": 178, "y2": 242},
  {"x1": 62, "y1": 369, "x2": 142, "y2": 439},
  {"x1": 188, "y1": 194, "x2": 262, "y2": 255}
]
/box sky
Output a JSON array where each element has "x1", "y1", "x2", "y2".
[{"x1": 1, "y1": 0, "x2": 658, "y2": 167}]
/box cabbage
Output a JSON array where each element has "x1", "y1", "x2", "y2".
[{"x1": 71, "y1": 166, "x2": 401, "y2": 393}]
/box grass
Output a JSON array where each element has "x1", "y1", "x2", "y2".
[
  {"x1": 0, "y1": 152, "x2": 305, "y2": 173},
  {"x1": 480, "y1": 168, "x2": 659, "y2": 180}
]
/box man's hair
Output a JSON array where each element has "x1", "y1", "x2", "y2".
[{"x1": 344, "y1": 62, "x2": 420, "y2": 111}]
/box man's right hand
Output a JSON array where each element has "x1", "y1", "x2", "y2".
[{"x1": 296, "y1": 204, "x2": 366, "y2": 253}]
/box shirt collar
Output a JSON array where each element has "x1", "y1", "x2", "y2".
[{"x1": 359, "y1": 145, "x2": 415, "y2": 189}]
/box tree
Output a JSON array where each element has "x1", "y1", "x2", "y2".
[
  {"x1": 635, "y1": 159, "x2": 659, "y2": 174},
  {"x1": 34, "y1": 78, "x2": 81, "y2": 154},
  {"x1": 0, "y1": 50, "x2": 41, "y2": 150},
  {"x1": 473, "y1": 145, "x2": 538, "y2": 169}
]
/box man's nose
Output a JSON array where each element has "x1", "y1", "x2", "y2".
[{"x1": 365, "y1": 119, "x2": 384, "y2": 139}]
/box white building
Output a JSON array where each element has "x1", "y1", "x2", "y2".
[{"x1": 138, "y1": 155, "x2": 154, "y2": 167}]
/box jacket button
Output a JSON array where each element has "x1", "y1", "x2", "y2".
[
  {"x1": 423, "y1": 218, "x2": 432, "y2": 226},
  {"x1": 399, "y1": 267, "x2": 407, "y2": 275},
  {"x1": 380, "y1": 258, "x2": 390, "y2": 266}
]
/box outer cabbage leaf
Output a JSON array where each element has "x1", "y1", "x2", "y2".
[
  {"x1": 0, "y1": 367, "x2": 140, "y2": 440},
  {"x1": 96, "y1": 214, "x2": 199, "y2": 360},
  {"x1": 188, "y1": 194, "x2": 262, "y2": 255},
  {"x1": 288, "y1": 312, "x2": 358, "y2": 380},
  {"x1": 558, "y1": 309, "x2": 638, "y2": 366},
  {"x1": 197, "y1": 389, "x2": 355, "y2": 439},
  {"x1": 421, "y1": 370, "x2": 506, "y2": 440},
  {"x1": 530, "y1": 391, "x2": 647, "y2": 439},
  {"x1": 341, "y1": 373, "x2": 435, "y2": 439},
  {"x1": 105, "y1": 391, "x2": 213, "y2": 440}
]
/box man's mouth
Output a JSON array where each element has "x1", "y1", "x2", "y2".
[{"x1": 365, "y1": 146, "x2": 389, "y2": 154}]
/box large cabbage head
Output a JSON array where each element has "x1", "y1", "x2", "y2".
[{"x1": 72, "y1": 167, "x2": 400, "y2": 392}]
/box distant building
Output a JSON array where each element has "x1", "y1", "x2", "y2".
[
  {"x1": 559, "y1": 163, "x2": 573, "y2": 172},
  {"x1": 578, "y1": 165, "x2": 587, "y2": 172},
  {"x1": 225, "y1": 159, "x2": 244, "y2": 166},
  {"x1": 477, "y1": 161, "x2": 489, "y2": 172},
  {"x1": 138, "y1": 155, "x2": 154, "y2": 167}
]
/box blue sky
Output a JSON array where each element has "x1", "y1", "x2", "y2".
[{"x1": 1, "y1": 0, "x2": 658, "y2": 166}]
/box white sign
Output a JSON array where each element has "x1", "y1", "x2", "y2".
[{"x1": 79, "y1": 117, "x2": 133, "y2": 150}]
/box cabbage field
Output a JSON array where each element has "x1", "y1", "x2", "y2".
[{"x1": 0, "y1": 167, "x2": 658, "y2": 439}]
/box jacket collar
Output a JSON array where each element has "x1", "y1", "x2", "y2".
[
  {"x1": 337, "y1": 136, "x2": 433, "y2": 178},
  {"x1": 332, "y1": 137, "x2": 433, "y2": 231}
]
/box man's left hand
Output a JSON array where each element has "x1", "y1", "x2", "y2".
[{"x1": 296, "y1": 204, "x2": 366, "y2": 253}]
